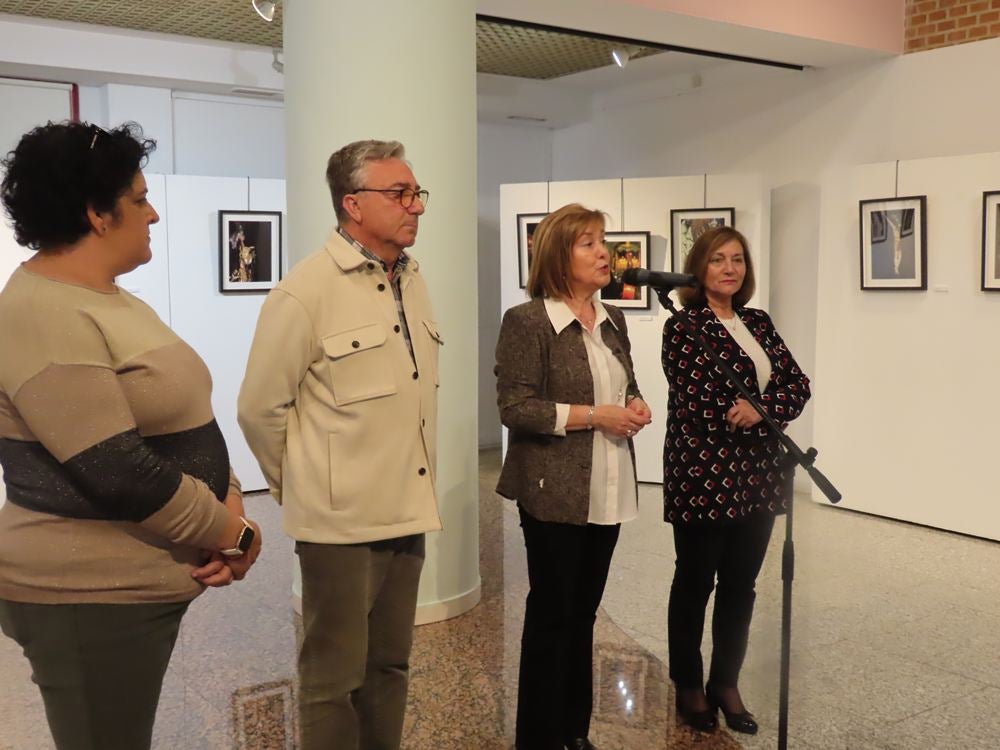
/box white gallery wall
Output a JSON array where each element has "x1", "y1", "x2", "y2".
[
  {"x1": 815, "y1": 151, "x2": 1000, "y2": 539},
  {"x1": 500, "y1": 173, "x2": 768, "y2": 483}
]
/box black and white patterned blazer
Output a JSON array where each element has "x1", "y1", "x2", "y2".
[{"x1": 661, "y1": 305, "x2": 810, "y2": 525}]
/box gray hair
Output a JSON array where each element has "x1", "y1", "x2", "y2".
[{"x1": 326, "y1": 139, "x2": 406, "y2": 223}]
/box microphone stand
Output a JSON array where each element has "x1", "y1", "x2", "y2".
[{"x1": 653, "y1": 287, "x2": 841, "y2": 750}]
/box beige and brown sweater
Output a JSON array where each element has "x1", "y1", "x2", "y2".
[{"x1": 0, "y1": 266, "x2": 237, "y2": 604}]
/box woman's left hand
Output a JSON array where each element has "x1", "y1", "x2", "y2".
[
  {"x1": 726, "y1": 398, "x2": 763, "y2": 431},
  {"x1": 192, "y1": 551, "x2": 235, "y2": 587}
]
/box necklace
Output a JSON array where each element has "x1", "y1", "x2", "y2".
[{"x1": 718, "y1": 313, "x2": 740, "y2": 331}]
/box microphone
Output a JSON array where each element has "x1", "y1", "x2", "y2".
[{"x1": 622, "y1": 268, "x2": 699, "y2": 289}]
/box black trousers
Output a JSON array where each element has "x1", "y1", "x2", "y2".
[
  {"x1": 515, "y1": 506, "x2": 620, "y2": 750},
  {"x1": 667, "y1": 512, "x2": 775, "y2": 689}
]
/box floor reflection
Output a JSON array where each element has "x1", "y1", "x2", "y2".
[{"x1": 4, "y1": 449, "x2": 1000, "y2": 748}]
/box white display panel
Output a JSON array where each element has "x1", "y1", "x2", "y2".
[
  {"x1": 164, "y1": 175, "x2": 270, "y2": 492},
  {"x1": 814, "y1": 152, "x2": 1000, "y2": 539}
]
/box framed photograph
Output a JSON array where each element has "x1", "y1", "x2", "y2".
[
  {"x1": 601, "y1": 231, "x2": 651, "y2": 310},
  {"x1": 517, "y1": 212, "x2": 547, "y2": 289},
  {"x1": 859, "y1": 196, "x2": 927, "y2": 290},
  {"x1": 219, "y1": 210, "x2": 282, "y2": 293},
  {"x1": 982, "y1": 191, "x2": 1000, "y2": 291},
  {"x1": 670, "y1": 207, "x2": 735, "y2": 272}
]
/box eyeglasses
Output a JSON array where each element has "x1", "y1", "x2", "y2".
[{"x1": 354, "y1": 187, "x2": 430, "y2": 209}]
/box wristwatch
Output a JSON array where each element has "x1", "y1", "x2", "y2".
[{"x1": 220, "y1": 516, "x2": 255, "y2": 558}]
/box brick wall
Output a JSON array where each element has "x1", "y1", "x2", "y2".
[{"x1": 906, "y1": 0, "x2": 1000, "y2": 52}]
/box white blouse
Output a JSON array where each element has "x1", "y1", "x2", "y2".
[
  {"x1": 718, "y1": 312, "x2": 772, "y2": 392},
  {"x1": 545, "y1": 298, "x2": 638, "y2": 526}
]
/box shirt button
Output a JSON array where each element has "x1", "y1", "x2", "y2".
[
  {"x1": 394, "y1": 325, "x2": 401, "y2": 333},
  {"x1": 366, "y1": 262, "x2": 375, "y2": 270},
  {"x1": 377, "y1": 283, "x2": 386, "y2": 292},
  {"x1": 412, "y1": 371, "x2": 418, "y2": 380},
  {"x1": 418, "y1": 467, "x2": 427, "y2": 476},
  {"x1": 351, "y1": 340, "x2": 360, "y2": 348}
]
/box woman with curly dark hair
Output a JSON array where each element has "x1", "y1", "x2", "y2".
[{"x1": 0, "y1": 121, "x2": 262, "y2": 750}]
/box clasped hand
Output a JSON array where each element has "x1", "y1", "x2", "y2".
[
  {"x1": 594, "y1": 398, "x2": 652, "y2": 439},
  {"x1": 191, "y1": 495, "x2": 263, "y2": 588},
  {"x1": 726, "y1": 398, "x2": 763, "y2": 431}
]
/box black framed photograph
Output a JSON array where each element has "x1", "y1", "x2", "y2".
[
  {"x1": 670, "y1": 207, "x2": 735, "y2": 272},
  {"x1": 601, "y1": 231, "x2": 651, "y2": 310},
  {"x1": 517, "y1": 212, "x2": 547, "y2": 289},
  {"x1": 982, "y1": 191, "x2": 1000, "y2": 291},
  {"x1": 219, "y1": 210, "x2": 282, "y2": 293},
  {"x1": 859, "y1": 196, "x2": 927, "y2": 290}
]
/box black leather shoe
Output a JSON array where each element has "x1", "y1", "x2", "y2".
[
  {"x1": 706, "y1": 685, "x2": 758, "y2": 735},
  {"x1": 565, "y1": 739, "x2": 599, "y2": 750},
  {"x1": 674, "y1": 693, "x2": 718, "y2": 733}
]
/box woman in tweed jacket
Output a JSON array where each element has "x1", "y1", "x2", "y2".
[
  {"x1": 496, "y1": 203, "x2": 652, "y2": 750},
  {"x1": 662, "y1": 226, "x2": 810, "y2": 734}
]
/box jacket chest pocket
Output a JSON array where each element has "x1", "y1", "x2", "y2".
[{"x1": 321, "y1": 323, "x2": 398, "y2": 406}]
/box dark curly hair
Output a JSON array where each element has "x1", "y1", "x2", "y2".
[{"x1": 0, "y1": 121, "x2": 156, "y2": 251}]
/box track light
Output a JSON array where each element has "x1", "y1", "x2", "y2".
[
  {"x1": 252, "y1": 0, "x2": 276, "y2": 22},
  {"x1": 611, "y1": 45, "x2": 639, "y2": 68}
]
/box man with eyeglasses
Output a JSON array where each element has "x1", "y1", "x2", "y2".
[{"x1": 238, "y1": 140, "x2": 442, "y2": 750}]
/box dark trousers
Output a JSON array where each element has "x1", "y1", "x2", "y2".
[
  {"x1": 516, "y1": 506, "x2": 620, "y2": 750},
  {"x1": 0, "y1": 599, "x2": 188, "y2": 750},
  {"x1": 667, "y1": 512, "x2": 775, "y2": 689},
  {"x1": 296, "y1": 534, "x2": 425, "y2": 750}
]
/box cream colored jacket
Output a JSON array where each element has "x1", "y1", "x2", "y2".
[{"x1": 237, "y1": 229, "x2": 442, "y2": 543}]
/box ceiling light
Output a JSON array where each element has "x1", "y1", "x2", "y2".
[
  {"x1": 252, "y1": 0, "x2": 276, "y2": 22},
  {"x1": 611, "y1": 45, "x2": 639, "y2": 68}
]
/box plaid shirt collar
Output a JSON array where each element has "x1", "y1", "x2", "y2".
[{"x1": 337, "y1": 227, "x2": 410, "y2": 279}]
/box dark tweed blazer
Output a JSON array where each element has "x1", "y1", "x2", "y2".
[{"x1": 494, "y1": 298, "x2": 643, "y2": 525}]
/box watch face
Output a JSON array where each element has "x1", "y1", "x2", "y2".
[{"x1": 238, "y1": 523, "x2": 256, "y2": 553}]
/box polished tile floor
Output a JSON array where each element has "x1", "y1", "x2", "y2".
[{"x1": 2, "y1": 450, "x2": 1000, "y2": 748}]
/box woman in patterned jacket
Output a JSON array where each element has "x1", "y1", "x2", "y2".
[{"x1": 662, "y1": 226, "x2": 810, "y2": 735}]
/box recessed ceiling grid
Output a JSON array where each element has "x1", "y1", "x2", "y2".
[
  {"x1": 477, "y1": 19, "x2": 661, "y2": 79},
  {"x1": 0, "y1": 0, "x2": 283, "y2": 48},
  {"x1": 0, "y1": 2, "x2": 661, "y2": 79}
]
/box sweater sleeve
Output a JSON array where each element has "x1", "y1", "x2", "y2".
[{"x1": 11, "y1": 361, "x2": 229, "y2": 550}]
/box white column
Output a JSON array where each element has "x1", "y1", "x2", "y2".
[{"x1": 283, "y1": 0, "x2": 480, "y2": 622}]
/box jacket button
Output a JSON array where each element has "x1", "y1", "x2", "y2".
[
  {"x1": 351, "y1": 340, "x2": 360, "y2": 348},
  {"x1": 418, "y1": 467, "x2": 427, "y2": 476},
  {"x1": 422, "y1": 418, "x2": 426, "y2": 426},
  {"x1": 412, "y1": 371, "x2": 418, "y2": 379},
  {"x1": 394, "y1": 325, "x2": 401, "y2": 333},
  {"x1": 377, "y1": 283, "x2": 386, "y2": 292}
]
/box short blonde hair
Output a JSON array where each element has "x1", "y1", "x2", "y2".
[
  {"x1": 678, "y1": 225, "x2": 756, "y2": 308},
  {"x1": 527, "y1": 203, "x2": 607, "y2": 299}
]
